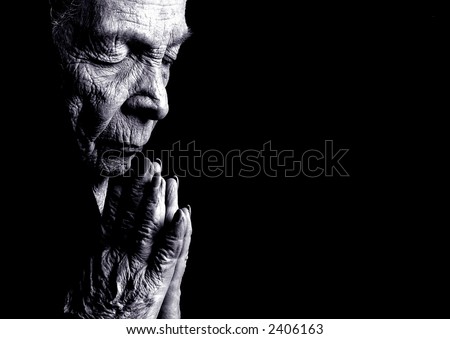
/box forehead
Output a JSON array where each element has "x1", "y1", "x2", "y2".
[{"x1": 86, "y1": 0, "x2": 188, "y2": 43}]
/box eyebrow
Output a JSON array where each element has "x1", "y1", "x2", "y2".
[{"x1": 168, "y1": 28, "x2": 193, "y2": 48}]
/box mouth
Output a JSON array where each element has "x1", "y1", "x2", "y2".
[{"x1": 97, "y1": 140, "x2": 143, "y2": 157}]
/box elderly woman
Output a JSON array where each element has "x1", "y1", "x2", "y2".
[{"x1": 29, "y1": 0, "x2": 192, "y2": 319}]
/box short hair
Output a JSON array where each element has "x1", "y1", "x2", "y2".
[
  {"x1": 49, "y1": 0, "x2": 80, "y2": 34},
  {"x1": 49, "y1": 0, "x2": 80, "y2": 26}
]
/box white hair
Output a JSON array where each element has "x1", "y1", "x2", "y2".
[{"x1": 49, "y1": 0, "x2": 82, "y2": 38}]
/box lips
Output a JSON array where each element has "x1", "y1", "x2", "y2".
[{"x1": 97, "y1": 140, "x2": 143, "y2": 155}]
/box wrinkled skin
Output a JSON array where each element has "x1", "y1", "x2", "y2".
[
  {"x1": 64, "y1": 160, "x2": 192, "y2": 318},
  {"x1": 51, "y1": 0, "x2": 192, "y2": 318},
  {"x1": 53, "y1": 0, "x2": 190, "y2": 176}
]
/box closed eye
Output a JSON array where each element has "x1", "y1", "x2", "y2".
[
  {"x1": 162, "y1": 54, "x2": 176, "y2": 66},
  {"x1": 91, "y1": 55, "x2": 126, "y2": 66},
  {"x1": 86, "y1": 37, "x2": 129, "y2": 66},
  {"x1": 162, "y1": 47, "x2": 180, "y2": 66}
]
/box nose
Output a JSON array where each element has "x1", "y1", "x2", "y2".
[{"x1": 122, "y1": 67, "x2": 169, "y2": 121}]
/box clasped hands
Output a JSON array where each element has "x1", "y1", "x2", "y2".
[{"x1": 64, "y1": 158, "x2": 192, "y2": 318}]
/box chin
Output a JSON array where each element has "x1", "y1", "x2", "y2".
[{"x1": 85, "y1": 150, "x2": 134, "y2": 178}]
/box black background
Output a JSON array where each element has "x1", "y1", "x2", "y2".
[
  {"x1": 1, "y1": 2, "x2": 447, "y2": 319},
  {"x1": 156, "y1": 2, "x2": 449, "y2": 318}
]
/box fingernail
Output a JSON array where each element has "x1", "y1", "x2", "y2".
[
  {"x1": 173, "y1": 175, "x2": 179, "y2": 184},
  {"x1": 143, "y1": 157, "x2": 151, "y2": 174},
  {"x1": 187, "y1": 204, "x2": 191, "y2": 215},
  {"x1": 137, "y1": 154, "x2": 147, "y2": 176},
  {"x1": 173, "y1": 209, "x2": 183, "y2": 223},
  {"x1": 128, "y1": 156, "x2": 139, "y2": 176},
  {"x1": 155, "y1": 158, "x2": 162, "y2": 166}
]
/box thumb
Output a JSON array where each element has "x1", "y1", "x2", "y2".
[
  {"x1": 146, "y1": 208, "x2": 187, "y2": 291},
  {"x1": 158, "y1": 206, "x2": 192, "y2": 318}
]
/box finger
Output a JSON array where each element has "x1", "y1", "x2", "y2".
[
  {"x1": 143, "y1": 159, "x2": 165, "y2": 229},
  {"x1": 165, "y1": 176, "x2": 179, "y2": 224},
  {"x1": 158, "y1": 207, "x2": 192, "y2": 319},
  {"x1": 115, "y1": 157, "x2": 153, "y2": 238},
  {"x1": 134, "y1": 161, "x2": 166, "y2": 261},
  {"x1": 100, "y1": 176, "x2": 124, "y2": 243},
  {"x1": 146, "y1": 208, "x2": 187, "y2": 285},
  {"x1": 143, "y1": 209, "x2": 187, "y2": 318}
]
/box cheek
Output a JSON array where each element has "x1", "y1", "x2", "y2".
[
  {"x1": 67, "y1": 63, "x2": 136, "y2": 137},
  {"x1": 78, "y1": 66, "x2": 131, "y2": 117},
  {"x1": 66, "y1": 96, "x2": 83, "y2": 128}
]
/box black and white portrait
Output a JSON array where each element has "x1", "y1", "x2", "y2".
[{"x1": 0, "y1": 1, "x2": 447, "y2": 321}]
